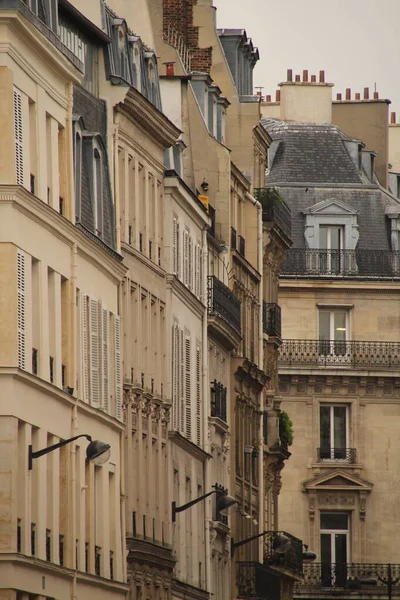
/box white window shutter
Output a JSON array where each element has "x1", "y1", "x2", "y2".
[
  {"x1": 179, "y1": 328, "x2": 184, "y2": 434},
  {"x1": 195, "y1": 243, "x2": 201, "y2": 299},
  {"x1": 196, "y1": 347, "x2": 201, "y2": 446},
  {"x1": 114, "y1": 314, "x2": 123, "y2": 420},
  {"x1": 89, "y1": 299, "x2": 100, "y2": 408},
  {"x1": 17, "y1": 249, "x2": 26, "y2": 370},
  {"x1": 188, "y1": 237, "x2": 193, "y2": 291},
  {"x1": 172, "y1": 323, "x2": 179, "y2": 430},
  {"x1": 13, "y1": 89, "x2": 24, "y2": 186},
  {"x1": 81, "y1": 294, "x2": 89, "y2": 404},
  {"x1": 101, "y1": 307, "x2": 110, "y2": 414},
  {"x1": 183, "y1": 230, "x2": 189, "y2": 286},
  {"x1": 199, "y1": 246, "x2": 203, "y2": 302},
  {"x1": 185, "y1": 336, "x2": 191, "y2": 440},
  {"x1": 172, "y1": 217, "x2": 177, "y2": 275},
  {"x1": 176, "y1": 222, "x2": 180, "y2": 278}
]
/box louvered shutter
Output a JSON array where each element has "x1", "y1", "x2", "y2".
[
  {"x1": 13, "y1": 89, "x2": 24, "y2": 186},
  {"x1": 81, "y1": 294, "x2": 89, "y2": 403},
  {"x1": 195, "y1": 243, "x2": 201, "y2": 299},
  {"x1": 17, "y1": 250, "x2": 26, "y2": 370},
  {"x1": 101, "y1": 308, "x2": 110, "y2": 414},
  {"x1": 89, "y1": 299, "x2": 100, "y2": 408},
  {"x1": 196, "y1": 347, "x2": 201, "y2": 446},
  {"x1": 172, "y1": 217, "x2": 177, "y2": 275},
  {"x1": 176, "y1": 223, "x2": 180, "y2": 278},
  {"x1": 114, "y1": 315, "x2": 123, "y2": 420},
  {"x1": 179, "y1": 328, "x2": 184, "y2": 434},
  {"x1": 172, "y1": 323, "x2": 178, "y2": 430},
  {"x1": 188, "y1": 237, "x2": 193, "y2": 291},
  {"x1": 198, "y1": 246, "x2": 203, "y2": 301},
  {"x1": 183, "y1": 230, "x2": 189, "y2": 286},
  {"x1": 185, "y1": 336, "x2": 191, "y2": 440}
]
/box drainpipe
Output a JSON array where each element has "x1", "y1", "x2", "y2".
[
  {"x1": 114, "y1": 114, "x2": 121, "y2": 253},
  {"x1": 246, "y1": 191, "x2": 264, "y2": 562},
  {"x1": 202, "y1": 225, "x2": 212, "y2": 594}
]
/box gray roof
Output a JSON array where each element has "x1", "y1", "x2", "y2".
[{"x1": 261, "y1": 118, "x2": 362, "y2": 185}]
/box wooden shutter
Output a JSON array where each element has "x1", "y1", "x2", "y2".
[
  {"x1": 185, "y1": 335, "x2": 191, "y2": 440},
  {"x1": 17, "y1": 249, "x2": 26, "y2": 370},
  {"x1": 195, "y1": 242, "x2": 201, "y2": 299},
  {"x1": 183, "y1": 230, "x2": 189, "y2": 286},
  {"x1": 196, "y1": 347, "x2": 201, "y2": 446},
  {"x1": 172, "y1": 217, "x2": 177, "y2": 275},
  {"x1": 172, "y1": 323, "x2": 179, "y2": 430},
  {"x1": 176, "y1": 222, "x2": 180, "y2": 278},
  {"x1": 89, "y1": 298, "x2": 100, "y2": 408},
  {"x1": 13, "y1": 89, "x2": 24, "y2": 186},
  {"x1": 114, "y1": 314, "x2": 122, "y2": 420},
  {"x1": 188, "y1": 237, "x2": 193, "y2": 291},
  {"x1": 101, "y1": 308, "x2": 110, "y2": 414},
  {"x1": 81, "y1": 294, "x2": 89, "y2": 403},
  {"x1": 179, "y1": 328, "x2": 184, "y2": 434}
]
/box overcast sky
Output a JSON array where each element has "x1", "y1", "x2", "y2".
[{"x1": 214, "y1": 0, "x2": 400, "y2": 116}]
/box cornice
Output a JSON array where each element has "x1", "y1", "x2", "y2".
[
  {"x1": 126, "y1": 537, "x2": 175, "y2": 573},
  {"x1": 231, "y1": 249, "x2": 261, "y2": 281},
  {"x1": 172, "y1": 578, "x2": 210, "y2": 600},
  {"x1": 117, "y1": 87, "x2": 181, "y2": 149},
  {"x1": 231, "y1": 162, "x2": 251, "y2": 189},
  {"x1": 0, "y1": 186, "x2": 127, "y2": 283},
  {"x1": 233, "y1": 357, "x2": 269, "y2": 392},
  {"x1": 122, "y1": 242, "x2": 166, "y2": 279},
  {"x1": 168, "y1": 431, "x2": 211, "y2": 462},
  {"x1": 164, "y1": 173, "x2": 211, "y2": 227},
  {"x1": 207, "y1": 314, "x2": 242, "y2": 352},
  {"x1": 166, "y1": 274, "x2": 205, "y2": 319}
]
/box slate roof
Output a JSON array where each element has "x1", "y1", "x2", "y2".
[
  {"x1": 260, "y1": 117, "x2": 400, "y2": 251},
  {"x1": 261, "y1": 118, "x2": 362, "y2": 185}
]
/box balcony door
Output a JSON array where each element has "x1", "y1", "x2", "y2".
[
  {"x1": 319, "y1": 309, "x2": 349, "y2": 361},
  {"x1": 320, "y1": 225, "x2": 343, "y2": 274},
  {"x1": 320, "y1": 405, "x2": 348, "y2": 460},
  {"x1": 320, "y1": 512, "x2": 349, "y2": 587}
]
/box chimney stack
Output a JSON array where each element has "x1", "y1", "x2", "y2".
[
  {"x1": 279, "y1": 68, "x2": 333, "y2": 124},
  {"x1": 164, "y1": 61, "x2": 175, "y2": 76}
]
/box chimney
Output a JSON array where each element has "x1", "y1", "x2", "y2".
[
  {"x1": 266, "y1": 94, "x2": 271, "y2": 102},
  {"x1": 355, "y1": 93, "x2": 360, "y2": 100},
  {"x1": 346, "y1": 88, "x2": 351, "y2": 100},
  {"x1": 374, "y1": 91, "x2": 379, "y2": 99},
  {"x1": 336, "y1": 93, "x2": 342, "y2": 101},
  {"x1": 391, "y1": 112, "x2": 397, "y2": 124},
  {"x1": 276, "y1": 90, "x2": 281, "y2": 102},
  {"x1": 164, "y1": 62, "x2": 175, "y2": 76},
  {"x1": 279, "y1": 68, "x2": 333, "y2": 124},
  {"x1": 364, "y1": 87, "x2": 369, "y2": 100}
]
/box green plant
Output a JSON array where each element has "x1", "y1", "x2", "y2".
[
  {"x1": 254, "y1": 186, "x2": 284, "y2": 207},
  {"x1": 279, "y1": 410, "x2": 294, "y2": 448}
]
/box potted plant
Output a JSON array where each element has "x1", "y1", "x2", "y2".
[{"x1": 279, "y1": 411, "x2": 294, "y2": 450}]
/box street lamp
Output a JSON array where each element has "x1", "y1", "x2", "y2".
[
  {"x1": 28, "y1": 434, "x2": 111, "y2": 470},
  {"x1": 172, "y1": 484, "x2": 236, "y2": 522},
  {"x1": 231, "y1": 530, "x2": 292, "y2": 558},
  {"x1": 360, "y1": 564, "x2": 400, "y2": 600},
  {"x1": 302, "y1": 544, "x2": 317, "y2": 562}
]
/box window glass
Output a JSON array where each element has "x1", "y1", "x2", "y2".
[{"x1": 320, "y1": 512, "x2": 348, "y2": 530}]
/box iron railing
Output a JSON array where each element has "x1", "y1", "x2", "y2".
[
  {"x1": 263, "y1": 302, "x2": 282, "y2": 338},
  {"x1": 237, "y1": 561, "x2": 281, "y2": 600},
  {"x1": 280, "y1": 340, "x2": 400, "y2": 370},
  {"x1": 163, "y1": 22, "x2": 192, "y2": 72},
  {"x1": 239, "y1": 235, "x2": 246, "y2": 257},
  {"x1": 207, "y1": 276, "x2": 241, "y2": 334},
  {"x1": 298, "y1": 563, "x2": 400, "y2": 592},
  {"x1": 210, "y1": 380, "x2": 227, "y2": 422},
  {"x1": 317, "y1": 447, "x2": 356, "y2": 462},
  {"x1": 264, "y1": 531, "x2": 303, "y2": 575},
  {"x1": 281, "y1": 248, "x2": 400, "y2": 278},
  {"x1": 231, "y1": 227, "x2": 237, "y2": 251},
  {"x1": 257, "y1": 193, "x2": 291, "y2": 240}
]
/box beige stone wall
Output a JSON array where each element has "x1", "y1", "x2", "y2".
[{"x1": 280, "y1": 83, "x2": 333, "y2": 125}]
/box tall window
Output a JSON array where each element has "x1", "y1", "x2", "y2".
[
  {"x1": 320, "y1": 512, "x2": 349, "y2": 587},
  {"x1": 93, "y1": 148, "x2": 103, "y2": 236},
  {"x1": 319, "y1": 309, "x2": 349, "y2": 358},
  {"x1": 320, "y1": 405, "x2": 349, "y2": 460},
  {"x1": 320, "y1": 225, "x2": 344, "y2": 273},
  {"x1": 74, "y1": 130, "x2": 82, "y2": 221},
  {"x1": 14, "y1": 88, "x2": 24, "y2": 186}
]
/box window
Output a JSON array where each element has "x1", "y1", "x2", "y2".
[
  {"x1": 320, "y1": 512, "x2": 349, "y2": 586},
  {"x1": 93, "y1": 148, "x2": 103, "y2": 236},
  {"x1": 74, "y1": 129, "x2": 82, "y2": 221},
  {"x1": 319, "y1": 226, "x2": 344, "y2": 273},
  {"x1": 320, "y1": 405, "x2": 349, "y2": 460},
  {"x1": 17, "y1": 250, "x2": 26, "y2": 370},
  {"x1": 319, "y1": 309, "x2": 349, "y2": 358},
  {"x1": 14, "y1": 88, "x2": 24, "y2": 186}
]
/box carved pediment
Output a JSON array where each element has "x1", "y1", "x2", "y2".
[
  {"x1": 303, "y1": 198, "x2": 359, "y2": 216},
  {"x1": 303, "y1": 469, "x2": 373, "y2": 493}
]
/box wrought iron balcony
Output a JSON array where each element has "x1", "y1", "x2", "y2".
[
  {"x1": 207, "y1": 276, "x2": 241, "y2": 335},
  {"x1": 264, "y1": 531, "x2": 303, "y2": 575},
  {"x1": 239, "y1": 235, "x2": 246, "y2": 257},
  {"x1": 280, "y1": 340, "x2": 400, "y2": 370},
  {"x1": 298, "y1": 563, "x2": 400, "y2": 593},
  {"x1": 281, "y1": 248, "x2": 400, "y2": 278},
  {"x1": 210, "y1": 380, "x2": 227, "y2": 422},
  {"x1": 317, "y1": 447, "x2": 356, "y2": 463},
  {"x1": 263, "y1": 302, "x2": 282, "y2": 338},
  {"x1": 256, "y1": 189, "x2": 291, "y2": 240},
  {"x1": 237, "y1": 561, "x2": 281, "y2": 600}
]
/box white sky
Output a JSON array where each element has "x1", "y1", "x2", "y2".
[{"x1": 214, "y1": 0, "x2": 400, "y2": 116}]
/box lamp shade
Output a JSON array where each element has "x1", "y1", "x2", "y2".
[
  {"x1": 86, "y1": 440, "x2": 111, "y2": 465},
  {"x1": 272, "y1": 533, "x2": 291, "y2": 554},
  {"x1": 217, "y1": 494, "x2": 237, "y2": 516},
  {"x1": 302, "y1": 549, "x2": 317, "y2": 562}
]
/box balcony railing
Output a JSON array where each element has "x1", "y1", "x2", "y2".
[
  {"x1": 298, "y1": 563, "x2": 400, "y2": 592},
  {"x1": 264, "y1": 531, "x2": 303, "y2": 575},
  {"x1": 281, "y1": 248, "x2": 400, "y2": 278},
  {"x1": 210, "y1": 380, "x2": 227, "y2": 422},
  {"x1": 208, "y1": 204, "x2": 216, "y2": 237},
  {"x1": 238, "y1": 235, "x2": 246, "y2": 257},
  {"x1": 263, "y1": 302, "x2": 282, "y2": 337},
  {"x1": 231, "y1": 227, "x2": 237, "y2": 250},
  {"x1": 280, "y1": 340, "x2": 400, "y2": 370},
  {"x1": 317, "y1": 447, "x2": 356, "y2": 462},
  {"x1": 207, "y1": 276, "x2": 241, "y2": 335},
  {"x1": 237, "y1": 561, "x2": 281, "y2": 600},
  {"x1": 256, "y1": 190, "x2": 291, "y2": 240}
]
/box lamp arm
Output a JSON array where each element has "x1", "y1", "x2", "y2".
[
  {"x1": 29, "y1": 434, "x2": 92, "y2": 469},
  {"x1": 172, "y1": 490, "x2": 216, "y2": 521},
  {"x1": 232, "y1": 530, "x2": 272, "y2": 551}
]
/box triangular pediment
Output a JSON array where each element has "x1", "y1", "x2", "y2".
[
  {"x1": 303, "y1": 469, "x2": 373, "y2": 493},
  {"x1": 303, "y1": 198, "x2": 359, "y2": 216}
]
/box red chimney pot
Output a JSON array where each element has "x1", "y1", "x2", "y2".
[
  {"x1": 337, "y1": 93, "x2": 342, "y2": 101},
  {"x1": 346, "y1": 88, "x2": 351, "y2": 100},
  {"x1": 303, "y1": 70, "x2": 308, "y2": 82},
  {"x1": 287, "y1": 69, "x2": 293, "y2": 82},
  {"x1": 319, "y1": 70, "x2": 325, "y2": 83},
  {"x1": 276, "y1": 90, "x2": 281, "y2": 102},
  {"x1": 364, "y1": 87, "x2": 369, "y2": 100},
  {"x1": 311, "y1": 75, "x2": 316, "y2": 83}
]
